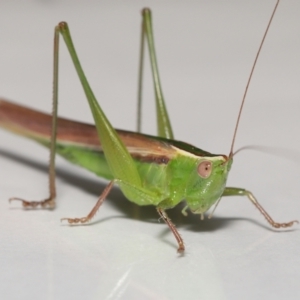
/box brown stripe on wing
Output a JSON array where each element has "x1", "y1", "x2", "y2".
[
  {"x1": 0, "y1": 99, "x2": 178, "y2": 163},
  {"x1": 0, "y1": 99, "x2": 100, "y2": 146},
  {"x1": 131, "y1": 153, "x2": 170, "y2": 164}
]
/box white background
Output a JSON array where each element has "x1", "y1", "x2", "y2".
[{"x1": 0, "y1": 0, "x2": 299, "y2": 299}]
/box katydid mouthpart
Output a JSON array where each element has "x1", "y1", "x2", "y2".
[{"x1": 0, "y1": 0, "x2": 297, "y2": 253}]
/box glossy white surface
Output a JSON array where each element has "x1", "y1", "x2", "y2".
[{"x1": 0, "y1": 1, "x2": 299, "y2": 299}]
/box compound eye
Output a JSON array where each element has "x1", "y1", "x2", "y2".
[{"x1": 197, "y1": 161, "x2": 212, "y2": 178}]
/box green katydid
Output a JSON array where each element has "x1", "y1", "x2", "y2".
[{"x1": 0, "y1": 0, "x2": 297, "y2": 253}]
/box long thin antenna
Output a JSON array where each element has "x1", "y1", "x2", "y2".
[{"x1": 229, "y1": 0, "x2": 280, "y2": 158}]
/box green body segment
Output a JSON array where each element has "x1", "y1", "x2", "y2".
[
  {"x1": 0, "y1": 99, "x2": 232, "y2": 213},
  {"x1": 55, "y1": 140, "x2": 231, "y2": 211}
]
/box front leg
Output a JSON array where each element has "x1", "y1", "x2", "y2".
[
  {"x1": 222, "y1": 187, "x2": 298, "y2": 228},
  {"x1": 157, "y1": 208, "x2": 185, "y2": 253}
]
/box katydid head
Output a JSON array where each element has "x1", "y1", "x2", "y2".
[{"x1": 184, "y1": 155, "x2": 232, "y2": 215}]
